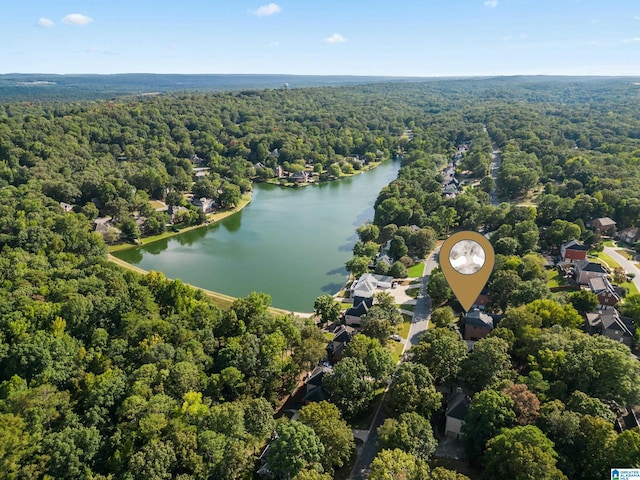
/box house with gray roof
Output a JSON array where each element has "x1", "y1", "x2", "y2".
[
  {"x1": 463, "y1": 309, "x2": 494, "y2": 341},
  {"x1": 585, "y1": 309, "x2": 635, "y2": 347},
  {"x1": 588, "y1": 276, "x2": 620, "y2": 308},
  {"x1": 445, "y1": 388, "x2": 471, "y2": 438},
  {"x1": 574, "y1": 260, "x2": 608, "y2": 284}
]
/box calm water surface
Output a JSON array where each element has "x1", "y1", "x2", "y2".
[{"x1": 114, "y1": 160, "x2": 400, "y2": 311}]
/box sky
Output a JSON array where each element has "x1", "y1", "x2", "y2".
[{"x1": 1, "y1": 0, "x2": 639, "y2": 76}]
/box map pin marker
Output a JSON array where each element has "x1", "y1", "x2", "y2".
[{"x1": 439, "y1": 231, "x2": 495, "y2": 312}]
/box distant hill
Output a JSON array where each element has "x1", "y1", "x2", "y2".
[
  {"x1": 0, "y1": 73, "x2": 422, "y2": 102},
  {"x1": 1, "y1": 73, "x2": 639, "y2": 103}
]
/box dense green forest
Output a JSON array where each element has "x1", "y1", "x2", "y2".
[{"x1": 2, "y1": 77, "x2": 640, "y2": 479}]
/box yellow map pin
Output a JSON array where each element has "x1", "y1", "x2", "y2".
[{"x1": 439, "y1": 231, "x2": 495, "y2": 312}]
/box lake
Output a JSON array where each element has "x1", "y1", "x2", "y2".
[{"x1": 113, "y1": 160, "x2": 401, "y2": 312}]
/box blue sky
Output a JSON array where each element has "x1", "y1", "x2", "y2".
[{"x1": 1, "y1": 0, "x2": 639, "y2": 76}]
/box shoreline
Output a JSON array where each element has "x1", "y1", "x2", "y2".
[
  {"x1": 106, "y1": 192, "x2": 312, "y2": 315},
  {"x1": 108, "y1": 192, "x2": 253, "y2": 253},
  {"x1": 260, "y1": 160, "x2": 385, "y2": 189},
  {"x1": 107, "y1": 253, "x2": 306, "y2": 316}
]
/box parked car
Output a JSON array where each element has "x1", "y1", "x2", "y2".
[{"x1": 390, "y1": 334, "x2": 402, "y2": 342}]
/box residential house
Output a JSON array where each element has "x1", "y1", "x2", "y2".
[
  {"x1": 269, "y1": 148, "x2": 280, "y2": 160},
  {"x1": 445, "y1": 388, "x2": 471, "y2": 439},
  {"x1": 192, "y1": 197, "x2": 215, "y2": 214},
  {"x1": 442, "y1": 184, "x2": 459, "y2": 198},
  {"x1": 93, "y1": 217, "x2": 121, "y2": 242},
  {"x1": 344, "y1": 297, "x2": 373, "y2": 326},
  {"x1": 192, "y1": 167, "x2": 210, "y2": 179},
  {"x1": 190, "y1": 154, "x2": 204, "y2": 165},
  {"x1": 463, "y1": 309, "x2": 494, "y2": 341},
  {"x1": 327, "y1": 325, "x2": 356, "y2": 361},
  {"x1": 585, "y1": 309, "x2": 635, "y2": 347},
  {"x1": 290, "y1": 171, "x2": 309, "y2": 183},
  {"x1": 350, "y1": 273, "x2": 393, "y2": 298},
  {"x1": 273, "y1": 165, "x2": 284, "y2": 178},
  {"x1": 376, "y1": 254, "x2": 393, "y2": 270},
  {"x1": 302, "y1": 365, "x2": 331, "y2": 403},
  {"x1": 616, "y1": 407, "x2": 640, "y2": 433},
  {"x1": 588, "y1": 277, "x2": 620, "y2": 308},
  {"x1": 591, "y1": 217, "x2": 617, "y2": 234},
  {"x1": 59, "y1": 202, "x2": 74, "y2": 214},
  {"x1": 560, "y1": 239, "x2": 589, "y2": 263},
  {"x1": 167, "y1": 205, "x2": 187, "y2": 224},
  {"x1": 574, "y1": 260, "x2": 608, "y2": 285},
  {"x1": 93, "y1": 217, "x2": 112, "y2": 233},
  {"x1": 472, "y1": 289, "x2": 491, "y2": 310},
  {"x1": 618, "y1": 227, "x2": 640, "y2": 245}
]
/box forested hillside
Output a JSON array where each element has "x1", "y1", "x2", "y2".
[{"x1": 2, "y1": 78, "x2": 640, "y2": 478}]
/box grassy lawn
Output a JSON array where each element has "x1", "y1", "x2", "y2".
[
  {"x1": 386, "y1": 340, "x2": 405, "y2": 363},
  {"x1": 324, "y1": 332, "x2": 335, "y2": 341},
  {"x1": 603, "y1": 239, "x2": 615, "y2": 247},
  {"x1": 397, "y1": 321, "x2": 411, "y2": 338},
  {"x1": 401, "y1": 304, "x2": 416, "y2": 312},
  {"x1": 546, "y1": 268, "x2": 564, "y2": 288},
  {"x1": 615, "y1": 249, "x2": 635, "y2": 260},
  {"x1": 589, "y1": 252, "x2": 620, "y2": 270},
  {"x1": 407, "y1": 262, "x2": 425, "y2": 278},
  {"x1": 622, "y1": 281, "x2": 639, "y2": 295},
  {"x1": 405, "y1": 287, "x2": 420, "y2": 299}
]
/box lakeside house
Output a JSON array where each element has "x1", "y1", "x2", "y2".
[
  {"x1": 192, "y1": 197, "x2": 215, "y2": 213},
  {"x1": 350, "y1": 273, "x2": 393, "y2": 298},
  {"x1": 344, "y1": 297, "x2": 373, "y2": 326}
]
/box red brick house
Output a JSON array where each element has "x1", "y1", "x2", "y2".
[
  {"x1": 588, "y1": 277, "x2": 621, "y2": 308},
  {"x1": 560, "y1": 239, "x2": 589, "y2": 263},
  {"x1": 575, "y1": 260, "x2": 608, "y2": 285},
  {"x1": 592, "y1": 217, "x2": 617, "y2": 234},
  {"x1": 463, "y1": 309, "x2": 494, "y2": 341}
]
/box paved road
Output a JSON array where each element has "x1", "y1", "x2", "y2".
[
  {"x1": 603, "y1": 245, "x2": 640, "y2": 292},
  {"x1": 489, "y1": 147, "x2": 501, "y2": 206},
  {"x1": 404, "y1": 249, "x2": 439, "y2": 351},
  {"x1": 350, "y1": 250, "x2": 440, "y2": 480}
]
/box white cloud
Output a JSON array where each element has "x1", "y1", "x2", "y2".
[
  {"x1": 37, "y1": 17, "x2": 54, "y2": 28},
  {"x1": 623, "y1": 37, "x2": 640, "y2": 43},
  {"x1": 635, "y1": 16, "x2": 640, "y2": 20},
  {"x1": 62, "y1": 14, "x2": 93, "y2": 26},
  {"x1": 323, "y1": 33, "x2": 347, "y2": 45},
  {"x1": 251, "y1": 3, "x2": 281, "y2": 17},
  {"x1": 167, "y1": 43, "x2": 178, "y2": 49},
  {"x1": 484, "y1": 0, "x2": 498, "y2": 7}
]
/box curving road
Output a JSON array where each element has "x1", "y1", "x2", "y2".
[{"x1": 603, "y1": 245, "x2": 640, "y2": 292}]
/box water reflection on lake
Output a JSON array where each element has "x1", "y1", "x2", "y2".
[{"x1": 113, "y1": 160, "x2": 400, "y2": 311}]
